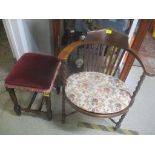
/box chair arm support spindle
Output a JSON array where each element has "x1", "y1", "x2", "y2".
[
  {"x1": 61, "y1": 61, "x2": 68, "y2": 86},
  {"x1": 129, "y1": 72, "x2": 146, "y2": 107}
]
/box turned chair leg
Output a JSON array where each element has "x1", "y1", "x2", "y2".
[
  {"x1": 62, "y1": 87, "x2": 66, "y2": 123},
  {"x1": 6, "y1": 88, "x2": 21, "y2": 116},
  {"x1": 114, "y1": 113, "x2": 127, "y2": 130},
  {"x1": 55, "y1": 75, "x2": 61, "y2": 95},
  {"x1": 44, "y1": 95, "x2": 52, "y2": 121},
  {"x1": 56, "y1": 86, "x2": 61, "y2": 95}
]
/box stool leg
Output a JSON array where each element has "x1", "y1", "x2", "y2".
[
  {"x1": 27, "y1": 92, "x2": 37, "y2": 111},
  {"x1": 38, "y1": 96, "x2": 45, "y2": 111},
  {"x1": 6, "y1": 88, "x2": 21, "y2": 116},
  {"x1": 44, "y1": 96, "x2": 52, "y2": 121}
]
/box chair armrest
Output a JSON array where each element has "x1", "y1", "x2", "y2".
[
  {"x1": 127, "y1": 48, "x2": 155, "y2": 76},
  {"x1": 58, "y1": 41, "x2": 83, "y2": 62}
]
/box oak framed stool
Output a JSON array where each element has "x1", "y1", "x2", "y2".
[{"x1": 5, "y1": 53, "x2": 61, "y2": 120}]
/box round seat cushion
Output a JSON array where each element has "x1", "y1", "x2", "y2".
[{"x1": 65, "y1": 72, "x2": 131, "y2": 114}]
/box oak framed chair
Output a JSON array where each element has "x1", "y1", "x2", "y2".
[
  {"x1": 58, "y1": 28, "x2": 155, "y2": 130},
  {"x1": 5, "y1": 53, "x2": 61, "y2": 120}
]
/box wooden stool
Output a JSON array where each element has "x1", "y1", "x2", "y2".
[{"x1": 5, "y1": 53, "x2": 61, "y2": 120}]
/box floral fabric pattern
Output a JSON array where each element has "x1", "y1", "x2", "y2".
[{"x1": 65, "y1": 72, "x2": 131, "y2": 114}]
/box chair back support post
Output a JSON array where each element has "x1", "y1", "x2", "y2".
[{"x1": 60, "y1": 60, "x2": 68, "y2": 87}]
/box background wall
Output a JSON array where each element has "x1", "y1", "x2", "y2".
[
  {"x1": 3, "y1": 19, "x2": 138, "y2": 60},
  {"x1": 3, "y1": 19, "x2": 53, "y2": 59},
  {"x1": 3, "y1": 19, "x2": 27, "y2": 59},
  {"x1": 23, "y1": 19, "x2": 53, "y2": 53}
]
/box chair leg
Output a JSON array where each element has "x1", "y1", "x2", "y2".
[
  {"x1": 56, "y1": 75, "x2": 61, "y2": 95},
  {"x1": 114, "y1": 113, "x2": 127, "y2": 130},
  {"x1": 62, "y1": 87, "x2": 66, "y2": 123},
  {"x1": 56, "y1": 86, "x2": 61, "y2": 95},
  {"x1": 6, "y1": 88, "x2": 21, "y2": 116},
  {"x1": 44, "y1": 96, "x2": 52, "y2": 121}
]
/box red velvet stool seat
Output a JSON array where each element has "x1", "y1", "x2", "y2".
[{"x1": 5, "y1": 53, "x2": 61, "y2": 120}]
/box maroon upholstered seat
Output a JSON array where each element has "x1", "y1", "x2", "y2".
[{"x1": 5, "y1": 53, "x2": 61, "y2": 93}]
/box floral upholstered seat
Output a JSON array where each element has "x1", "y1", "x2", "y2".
[{"x1": 65, "y1": 72, "x2": 131, "y2": 114}]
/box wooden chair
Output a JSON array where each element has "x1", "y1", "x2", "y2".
[
  {"x1": 58, "y1": 28, "x2": 155, "y2": 130},
  {"x1": 5, "y1": 53, "x2": 61, "y2": 120}
]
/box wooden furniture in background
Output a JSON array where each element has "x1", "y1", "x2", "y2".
[{"x1": 120, "y1": 19, "x2": 153, "y2": 81}]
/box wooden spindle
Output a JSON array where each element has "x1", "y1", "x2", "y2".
[{"x1": 109, "y1": 47, "x2": 121, "y2": 75}]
